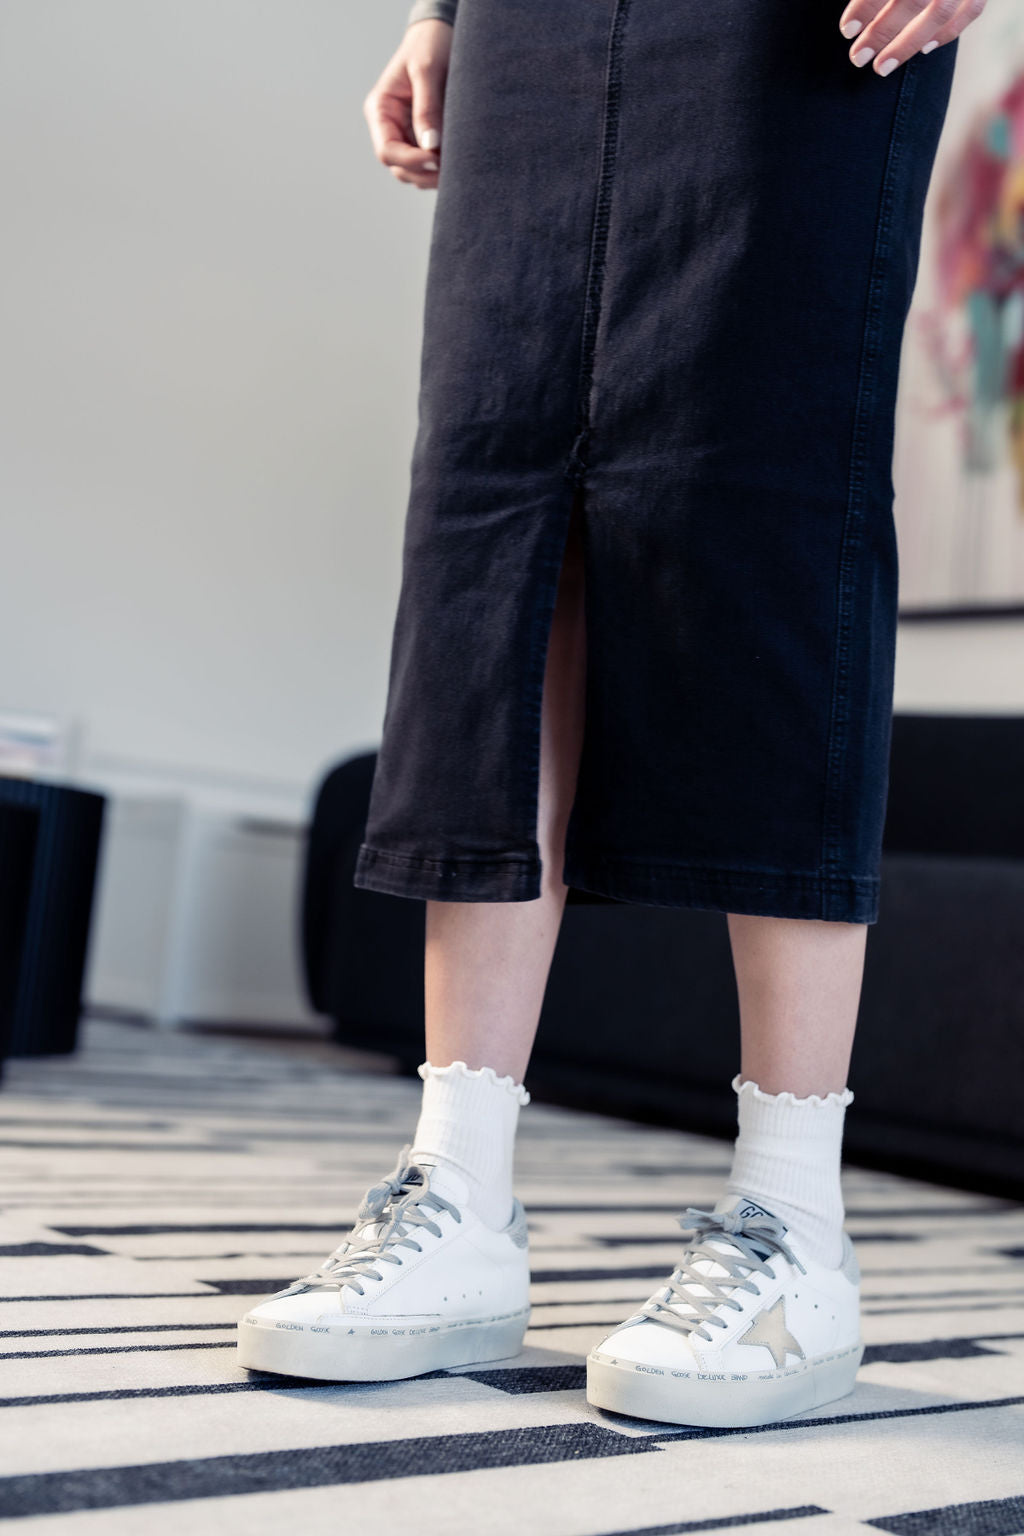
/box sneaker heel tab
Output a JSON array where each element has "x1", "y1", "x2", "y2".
[
  {"x1": 505, "y1": 1198, "x2": 529, "y2": 1249},
  {"x1": 840, "y1": 1231, "x2": 860, "y2": 1285}
]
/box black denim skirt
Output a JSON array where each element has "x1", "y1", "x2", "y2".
[{"x1": 353, "y1": 0, "x2": 958, "y2": 924}]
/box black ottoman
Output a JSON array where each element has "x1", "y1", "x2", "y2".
[{"x1": 0, "y1": 780, "x2": 107, "y2": 1058}]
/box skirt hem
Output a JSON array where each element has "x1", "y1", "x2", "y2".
[
  {"x1": 564, "y1": 855, "x2": 879, "y2": 924},
  {"x1": 353, "y1": 844, "x2": 542, "y2": 902},
  {"x1": 353, "y1": 843, "x2": 878, "y2": 922}
]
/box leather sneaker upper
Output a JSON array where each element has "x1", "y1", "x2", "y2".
[
  {"x1": 592, "y1": 1196, "x2": 860, "y2": 1375},
  {"x1": 244, "y1": 1145, "x2": 530, "y2": 1330}
]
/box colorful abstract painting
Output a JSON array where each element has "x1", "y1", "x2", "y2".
[{"x1": 894, "y1": 0, "x2": 1024, "y2": 611}]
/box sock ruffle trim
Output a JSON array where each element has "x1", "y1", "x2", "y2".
[
  {"x1": 417, "y1": 1059, "x2": 530, "y2": 1105},
  {"x1": 731, "y1": 1072, "x2": 853, "y2": 1109}
]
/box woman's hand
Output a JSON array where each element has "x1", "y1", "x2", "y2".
[
  {"x1": 838, "y1": 0, "x2": 984, "y2": 74},
  {"x1": 363, "y1": 19, "x2": 453, "y2": 190}
]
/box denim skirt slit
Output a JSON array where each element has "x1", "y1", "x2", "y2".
[{"x1": 352, "y1": 0, "x2": 958, "y2": 924}]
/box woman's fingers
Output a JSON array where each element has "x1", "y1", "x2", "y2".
[
  {"x1": 363, "y1": 19, "x2": 452, "y2": 190},
  {"x1": 838, "y1": 0, "x2": 985, "y2": 73},
  {"x1": 920, "y1": 0, "x2": 987, "y2": 50},
  {"x1": 363, "y1": 59, "x2": 440, "y2": 187}
]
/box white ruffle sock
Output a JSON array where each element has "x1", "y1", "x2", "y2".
[
  {"x1": 408, "y1": 1059, "x2": 530, "y2": 1230},
  {"x1": 716, "y1": 1073, "x2": 855, "y2": 1268}
]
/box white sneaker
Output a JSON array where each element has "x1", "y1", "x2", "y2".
[
  {"x1": 237, "y1": 1144, "x2": 531, "y2": 1382},
  {"x1": 586, "y1": 1196, "x2": 863, "y2": 1428}
]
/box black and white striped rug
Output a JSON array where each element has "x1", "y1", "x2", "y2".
[{"x1": 1, "y1": 1018, "x2": 1022, "y2": 1534}]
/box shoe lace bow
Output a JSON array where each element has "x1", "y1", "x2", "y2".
[
  {"x1": 273, "y1": 1143, "x2": 462, "y2": 1299},
  {"x1": 638, "y1": 1205, "x2": 805, "y2": 1341}
]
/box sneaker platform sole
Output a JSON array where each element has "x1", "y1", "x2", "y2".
[
  {"x1": 237, "y1": 1307, "x2": 531, "y2": 1382},
  {"x1": 586, "y1": 1339, "x2": 864, "y2": 1428}
]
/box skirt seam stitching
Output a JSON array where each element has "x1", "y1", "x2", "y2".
[
  {"x1": 356, "y1": 845, "x2": 539, "y2": 874},
  {"x1": 564, "y1": 0, "x2": 634, "y2": 485},
  {"x1": 820, "y1": 57, "x2": 920, "y2": 913},
  {"x1": 566, "y1": 859, "x2": 878, "y2": 892}
]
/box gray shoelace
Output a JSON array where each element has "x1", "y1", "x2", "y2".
[
  {"x1": 638, "y1": 1205, "x2": 806, "y2": 1340},
  {"x1": 273, "y1": 1143, "x2": 462, "y2": 1299}
]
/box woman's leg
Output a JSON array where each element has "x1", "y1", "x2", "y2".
[
  {"x1": 717, "y1": 914, "x2": 864, "y2": 1271},
  {"x1": 237, "y1": 531, "x2": 586, "y2": 1377},
  {"x1": 585, "y1": 879, "x2": 867, "y2": 1423},
  {"x1": 728, "y1": 915, "x2": 866, "y2": 1096},
  {"x1": 587, "y1": 912, "x2": 866, "y2": 1425}
]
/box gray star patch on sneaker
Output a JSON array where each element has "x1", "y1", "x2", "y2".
[{"x1": 737, "y1": 1295, "x2": 805, "y2": 1369}]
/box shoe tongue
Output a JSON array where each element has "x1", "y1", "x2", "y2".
[
  {"x1": 709, "y1": 1194, "x2": 788, "y2": 1261},
  {"x1": 656, "y1": 1196, "x2": 788, "y2": 1322},
  {"x1": 344, "y1": 1162, "x2": 468, "y2": 1250},
  {"x1": 402, "y1": 1157, "x2": 469, "y2": 1209},
  {"x1": 713, "y1": 1193, "x2": 783, "y2": 1223}
]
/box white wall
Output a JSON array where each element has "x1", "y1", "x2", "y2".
[
  {"x1": 0, "y1": 1, "x2": 435, "y2": 815},
  {"x1": 895, "y1": 619, "x2": 1024, "y2": 714}
]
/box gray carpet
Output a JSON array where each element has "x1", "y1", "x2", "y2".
[{"x1": 0, "y1": 1019, "x2": 1022, "y2": 1535}]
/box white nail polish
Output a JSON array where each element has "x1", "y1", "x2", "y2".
[
  {"x1": 422, "y1": 159, "x2": 439, "y2": 171},
  {"x1": 840, "y1": 18, "x2": 863, "y2": 38},
  {"x1": 876, "y1": 56, "x2": 899, "y2": 75},
  {"x1": 420, "y1": 128, "x2": 441, "y2": 150},
  {"x1": 851, "y1": 46, "x2": 875, "y2": 66},
  {"x1": 922, "y1": 39, "x2": 939, "y2": 52}
]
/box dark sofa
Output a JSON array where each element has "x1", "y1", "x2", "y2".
[{"x1": 301, "y1": 715, "x2": 1024, "y2": 1198}]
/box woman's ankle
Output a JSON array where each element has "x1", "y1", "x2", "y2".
[
  {"x1": 409, "y1": 1059, "x2": 529, "y2": 1229},
  {"x1": 720, "y1": 1073, "x2": 854, "y2": 1268}
]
